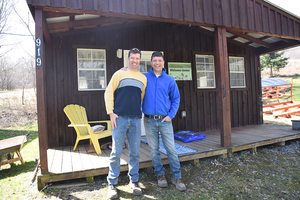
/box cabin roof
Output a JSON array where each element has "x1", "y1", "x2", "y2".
[{"x1": 27, "y1": 0, "x2": 300, "y2": 54}]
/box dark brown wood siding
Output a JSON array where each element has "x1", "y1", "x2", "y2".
[
  {"x1": 28, "y1": 0, "x2": 300, "y2": 39},
  {"x1": 44, "y1": 22, "x2": 262, "y2": 147}
]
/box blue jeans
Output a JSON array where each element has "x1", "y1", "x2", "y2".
[
  {"x1": 107, "y1": 116, "x2": 141, "y2": 185},
  {"x1": 144, "y1": 117, "x2": 181, "y2": 179}
]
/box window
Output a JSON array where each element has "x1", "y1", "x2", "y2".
[
  {"x1": 123, "y1": 50, "x2": 162, "y2": 73},
  {"x1": 229, "y1": 57, "x2": 246, "y2": 88},
  {"x1": 77, "y1": 49, "x2": 106, "y2": 90},
  {"x1": 195, "y1": 54, "x2": 215, "y2": 88}
]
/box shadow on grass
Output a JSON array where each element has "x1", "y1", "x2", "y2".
[{"x1": 0, "y1": 160, "x2": 37, "y2": 179}]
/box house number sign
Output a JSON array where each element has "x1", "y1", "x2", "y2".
[{"x1": 36, "y1": 37, "x2": 42, "y2": 67}]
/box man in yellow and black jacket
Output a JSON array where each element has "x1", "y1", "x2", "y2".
[{"x1": 104, "y1": 48, "x2": 147, "y2": 199}]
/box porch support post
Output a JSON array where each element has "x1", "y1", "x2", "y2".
[
  {"x1": 215, "y1": 26, "x2": 232, "y2": 147},
  {"x1": 35, "y1": 8, "x2": 48, "y2": 173}
]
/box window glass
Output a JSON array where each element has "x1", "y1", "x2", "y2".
[{"x1": 77, "y1": 49, "x2": 106, "y2": 90}]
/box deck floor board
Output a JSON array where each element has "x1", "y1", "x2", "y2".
[
  {"x1": 78, "y1": 145, "x2": 94, "y2": 170},
  {"x1": 39, "y1": 125, "x2": 300, "y2": 189},
  {"x1": 50, "y1": 147, "x2": 63, "y2": 173},
  {"x1": 61, "y1": 146, "x2": 72, "y2": 173},
  {"x1": 71, "y1": 147, "x2": 84, "y2": 172}
]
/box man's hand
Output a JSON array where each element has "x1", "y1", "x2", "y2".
[
  {"x1": 120, "y1": 67, "x2": 128, "y2": 71},
  {"x1": 161, "y1": 116, "x2": 172, "y2": 123},
  {"x1": 109, "y1": 113, "x2": 119, "y2": 129}
]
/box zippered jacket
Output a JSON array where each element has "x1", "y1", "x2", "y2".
[{"x1": 142, "y1": 68, "x2": 180, "y2": 119}]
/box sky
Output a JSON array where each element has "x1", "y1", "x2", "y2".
[
  {"x1": 267, "y1": 0, "x2": 300, "y2": 17},
  {"x1": 0, "y1": 0, "x2": 300, "y2": 61}
]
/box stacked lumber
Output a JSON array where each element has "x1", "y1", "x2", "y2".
[{"x1": 263, "y1": 101, "x2": 300, "y2": 119}]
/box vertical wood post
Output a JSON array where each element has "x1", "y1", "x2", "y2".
[
  {"x1": 35, "y1": 9, "x2": 48, "y2": 173},
  {"x1": 215, "y1": 27, "x2": 232, "y2": 147}
]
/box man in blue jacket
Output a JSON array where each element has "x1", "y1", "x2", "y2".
[{"x1": 142, "y1": 51, "x2": 186, "y2": 191}]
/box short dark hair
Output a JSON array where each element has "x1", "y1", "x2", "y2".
[
  {"x1": 151, "y1": 51, "x2": 164, "y2": 61},
  {"x1": 128, "y1": 48, "x2": 141, "y2": 58}
]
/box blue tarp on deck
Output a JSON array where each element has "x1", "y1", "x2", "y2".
[{"x1": 261, "y1": 78, "x2": 291, "y2": 87}]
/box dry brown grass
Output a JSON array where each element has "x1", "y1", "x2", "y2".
[{"x1": 0, "y1": 89, "x2": 37, "y2": 128}]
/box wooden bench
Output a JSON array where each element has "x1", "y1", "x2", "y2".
[
  {"x1": 263, "y1": 103, "x2": 300, "y2": 114},
  {"x1": 273, "y1": 109, "x2": 300, "y2": 118},
  {"x1": 263, "y1": 100, "x2": 293, "y2": 108},
  {"x1": 0, "y1": 135, "x2": 27, "y2": 167}
]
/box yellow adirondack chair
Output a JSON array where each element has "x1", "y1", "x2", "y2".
[{"x1": 63, "y1": 104, "x2": 112, "y2": 154}]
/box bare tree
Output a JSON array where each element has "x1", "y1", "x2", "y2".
[
  {"x1": 11, "y1": 0, "x2": 35, "y2": 61},
  {"x1": 17, "y1": 56, "x2": 36, "y2": 104},
  {"x1": 0, "y1": 57, "x2": 17, "y2": 90},
  {"x1": 12, "y1": 3, "x2": 35, "y2": 42},
  {"x1": 1, "y1": 0, "x2": 34, "y2": 58},
  {"x1": 0, "y1": 0, "x2": 18, "y2": 58},
  {"x1": 12, "y1": 0, "x2": 36, "y2": 94},
  {"x1": 0, "y1": 0, "x2": 36, "y2": 95},
  {"x1": 0, "y1": 0, "x2": 12, "y2": 40}
]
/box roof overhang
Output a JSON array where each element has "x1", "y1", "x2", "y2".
[{"x1": 27, "y1": 0, "x2": 300, "y2": 55}]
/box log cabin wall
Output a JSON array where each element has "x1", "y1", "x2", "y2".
[{"x1": 45, "y1": 22, "x2": 261, "y2": 147}]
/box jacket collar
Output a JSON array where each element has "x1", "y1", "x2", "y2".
[{"x1": 150, "y1": 67, "x2": 166, "y2": 77}]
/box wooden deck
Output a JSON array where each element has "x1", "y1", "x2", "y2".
[{"x1": 37, "y1": 124, "x2": 300, "y2": 190}]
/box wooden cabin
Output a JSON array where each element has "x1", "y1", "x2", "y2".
[{"x1": 27, "y1": 0, "x2": 300, "y2": 177}]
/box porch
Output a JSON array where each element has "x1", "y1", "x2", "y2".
[{"x1": 37, "y1": 124, "x2": 300, "y2": 190}]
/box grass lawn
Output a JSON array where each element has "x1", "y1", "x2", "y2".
[
  {"x1": 280, "y1": 76, "x2": 300, "y2": 103},
  {"x1": 291, "y1": 76, "x2": 300, "y2": 103},
  {"x1": 0, "y1": 125, "x2": 42, "y2": 200}
]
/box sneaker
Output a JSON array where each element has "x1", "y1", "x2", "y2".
[
  {"x1": 157, "y1": 175, "x2": 168, "y2": 187},
  {"x1": 171, "y1": 178, "x2": 186, "y2": 191},
  {"x1": 107, "y1": 184, "x2": 118, "y2": 199},
  {"x1": 129, "y1": 181, "x2": 142, "y2": 196}
]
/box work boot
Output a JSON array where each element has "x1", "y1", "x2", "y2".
[
  {"x1": 129, "y1": 181, "x2": 142, "y2": 196},
  {"x1": 107, "y1": 184, "x2": 118, "y2": 199},
  {"x1": 157, "y1": 175, "x2": 168, "y2": 187},
  {"x1": 171, "y1": 178, "x2": 186, "y2": 191}
]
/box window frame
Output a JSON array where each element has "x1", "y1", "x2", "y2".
[
  {"x1": 195, "y1": 54, "x2": 216, "y2": 89},
  {"x1": 77, "y1": 48, "x2": 107, "y2": 91},
  {"x1": 229, "y1": 56, "x2": 246, "y2": 88}
]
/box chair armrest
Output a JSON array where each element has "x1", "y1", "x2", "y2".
[
  {"x1": 88, "y1": 121, "x2": 112, "y2": 131},
  {"x1": 88, "y1": 120, "x2": 110, "y2": 123},
  {"x1": 68, "y1": 124, "x2": 89, "y2": 127}
]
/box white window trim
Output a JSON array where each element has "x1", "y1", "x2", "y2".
[
  {"x1": 77, "y1": 48, "x2": 107, "y2": 91},
  {"x1": 195, "y1": 54, "x2": 216, "y2": 89},
  {"x1": 229, "y1": 56, "x2": 246, "y2": 88}
]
